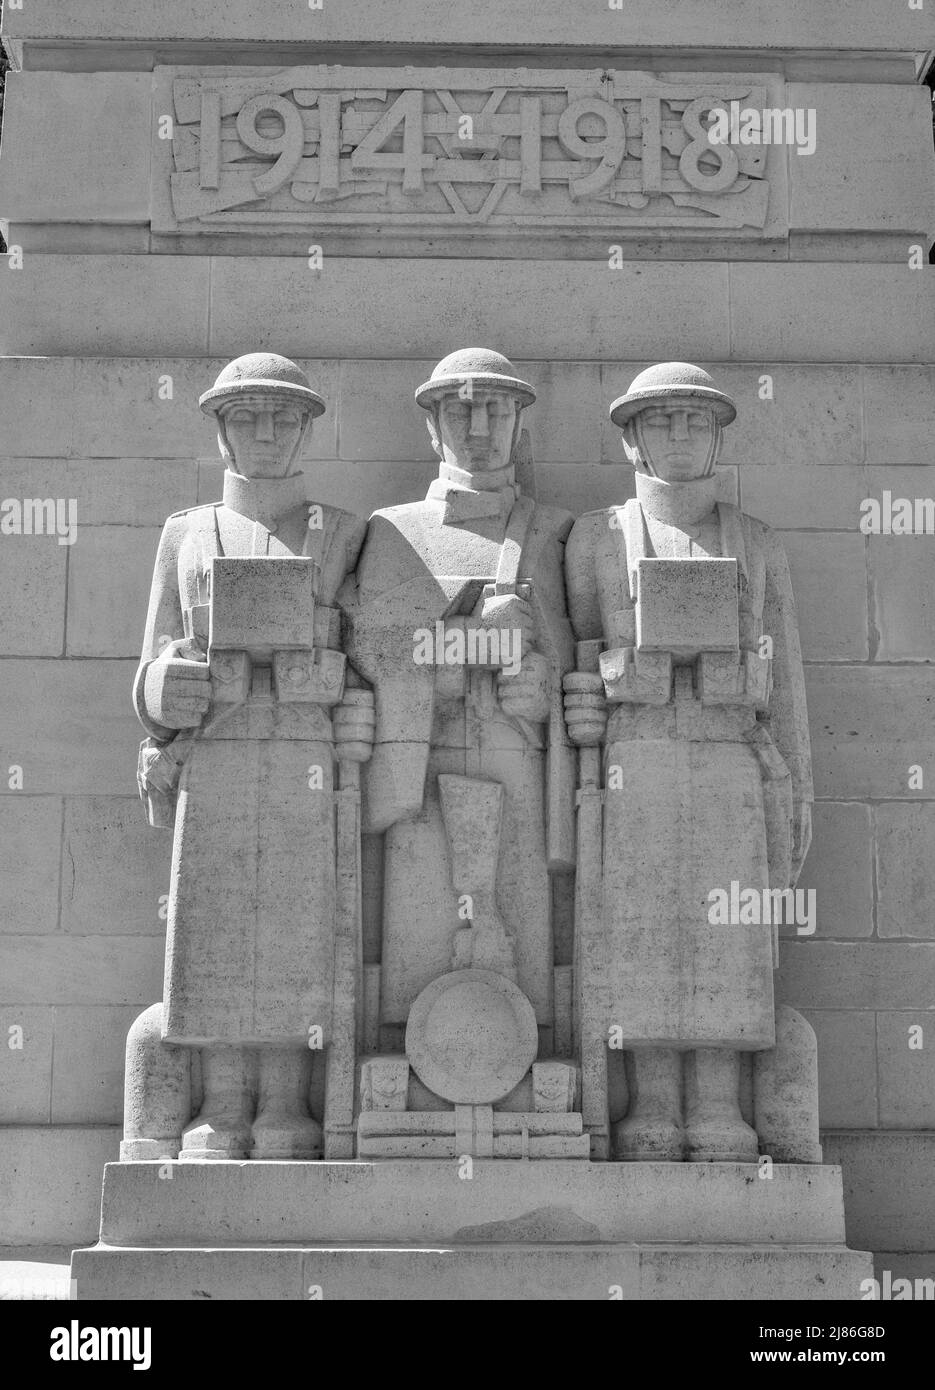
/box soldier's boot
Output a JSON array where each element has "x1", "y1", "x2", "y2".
[
  {"x1": 180, "y1": 1045, "x2": 253, "y2": 1160},
  {"x1": 753, "y1": 1006, "x2": 822, "y2": 1163},
  {"x1": 251, "y1": 1047, "x2": 322, "y2": 1160},
  {"x1": 684, "y1": 1048, "x2": 758, "y2": 1162},
  {"x1": 120, "y1": 1003, "x2": 192, "y2": 1161},
  {"x1": 613, "y1": 1047, "x2": 683, "y2": 1161}
]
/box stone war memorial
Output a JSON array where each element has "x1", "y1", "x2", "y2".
[{"x1": 0, "y1": 0, "x2": 933, "y2": 1306}]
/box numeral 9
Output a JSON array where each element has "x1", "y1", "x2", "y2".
[
  {"x1": 237, "y1": 94, "x2": 305, "y2": 195},
  {"x1": 557, "y1": 98, "x2": 627, "y2": 199}
]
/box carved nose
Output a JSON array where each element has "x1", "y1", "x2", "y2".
[
  {"x1": 254, "y1": 411, "x2": 277, "y2": 442},
  {"x1": 468, "y1": 402, "x2": 490, "y2": 439},
  {"x1": 668, "y1": 410, "x2": 691, "y2": 442}
]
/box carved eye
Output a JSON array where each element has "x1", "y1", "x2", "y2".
[{"x1": 688, "y1": 413, "x2": 710, "y2": 429}]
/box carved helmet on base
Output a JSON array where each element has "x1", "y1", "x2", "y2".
[{"x1": 199, "y1": 353, "x2": 326, "y2": 418}]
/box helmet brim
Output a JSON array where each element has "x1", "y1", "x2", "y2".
[
  {"x1": 609, "y1": 386, "x2": 736, "y2": 428},
  {"x1": 199, "y1": 380, "x2": 326, "y2": 418},
  {"x1": 415, "y1": 372, "x2": 536, "y2": 409}
]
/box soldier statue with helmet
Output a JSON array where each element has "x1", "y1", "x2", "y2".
[
  {"x1": 123, "y1": 353, "x2": 374, "y2": 1163},
  {"x1": 564, "y1": 362, "x2": 820, "y2": 1165}
]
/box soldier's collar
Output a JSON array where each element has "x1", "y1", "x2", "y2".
[
  {"x1": 427, "y1": 480, "x2": 518, "y2": 524},
  {"x1": 222, "y1": 469, "x2": 307, "y2": 531},
  {"x1": 635, "y1": 469, "x2": 720, "y2": 529},
  {"x1": 427, "y1": 463, "x2": 517, "y2": 524}
]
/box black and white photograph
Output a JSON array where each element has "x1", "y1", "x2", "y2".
[{"x1": 0, "y1": 0, "x2": 933, "y2": 1347}]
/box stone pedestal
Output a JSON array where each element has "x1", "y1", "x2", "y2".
[{"x1": 72, "y1": 1160, "x2": 871, "y2": 1300}]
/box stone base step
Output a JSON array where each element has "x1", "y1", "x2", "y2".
[
  {"x1": 72, "y1": 1243, "x2": 872, "y2": 1301},
  {"x1": 91, "y1": 1159, "x2": 855, "y2": 1247}
]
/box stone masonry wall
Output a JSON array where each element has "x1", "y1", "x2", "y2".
[{"x1": 0, "y1": 2, "x2": 933, "y2": 1277}]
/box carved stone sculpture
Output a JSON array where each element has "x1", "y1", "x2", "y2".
[
  {"x1": 564, "y1": 363, "x2": 820, "y2": 1164},
  {"x1": 124, "y1": 353, "x2": 373, "y2": 1161},
  {"x1": 343, "y1": 349, "x2": 585, "y2": 1157}
]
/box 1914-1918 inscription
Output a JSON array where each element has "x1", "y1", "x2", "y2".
[{"x1": 152, "y1": 66, "x2": 788, "y2": 238}]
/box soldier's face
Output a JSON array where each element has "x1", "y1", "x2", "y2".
[
  {"x1": 437, "y1": 390, "x2": 517, "y2": 473},
  {"x1": 220, "y1": 399, "x2": 307, "y2": 478},
  {"x1": 634, "y1": 405, "x2": 717, "y2": 481}
]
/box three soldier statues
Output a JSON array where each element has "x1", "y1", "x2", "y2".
[{"x1": 123, "y1": 348, "x2": 821, "y2": 1167}]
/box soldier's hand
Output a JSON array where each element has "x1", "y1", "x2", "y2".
[
  {"x1": 478, "y1": 592, "x2": 536, "y2": 646},
  {"x1": 334, "y1": 688, "x2": 376, "y2": 763},
  {"x1": 563, "y1": 672, "x2": 607, "y2": 746},
  {"x1": 143, "y1": 637, "x2": 210, "y2": 730},
  {"x1": 498, "y1": 649, "x2": 550, "y2": 721}
]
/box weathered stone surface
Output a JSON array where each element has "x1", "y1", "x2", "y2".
[
  {"x1": 51, "y1": 1006, "x2": 142, "y2": 1124},
  {"x1": 8, "y1": 259, "x2": 854, "y2": 360},
  {"x1": 0, "y1": 530, "x2": 66, "y2": 657},
  {"x1": 876, "y1": 1013, "x2": 935, "y2": 1129},
  {"x1": 792, "y1": 802, "x2": 873, "y2": 940},
  {"x1": 780, "y1": 942, "x2": 935, "y2": 1011},
  {"x1": 800, "y1": 1010, "x2": 878, "y2": 1129},
  {"x1": 870, "y1": 535, "x2": 935, "y2": 662},
  {"x1": 876, "y1": 803, "x2": 935, "y2": 940},
  {"x1": 66, "y1": 526, "x2": 161, "y2": 657},
  {"x1": 0, "y1": 359, "x2": 77, "y2": 456},
  {"x1": 729, "y1": 265, "x2": 935, "y2": 364},
  {"x1": 0, "y1": 936, "x2": 164, "y2": 1006},
  {"x1": 0, "y1": 73, "x2": 151, "y2": 225},
  {"x1": 0, "y1": 796, "x2": 62, "y2": 934},
  {"x1": 0, "y1": 1127, "x2": 119, "y2": 1245},
  {"x1": 0, "y1": 1007, "x2": 53, "y2": 1123},
  {"x1": 209, "y1": 260, "x2": 733, "y2": 362},
  {"x1": 5, "y1": 0, "x2": 927, "y2": 51},
  {"x1": 0, "y1": 659, "x2": 141, "y2": 794},
  {"x1": 782, "y1": 532, "x2": 868, "y2": 661},
  {"x1": 823, "y1": 1133, "x2": 935, "y2": 1254},
  {"x1": 864, "y1": 371, "x2": 935, "y2": 466},
  {"x1": 95, "y1": 1159, "x2": 851, "y2": 1247},
  {"x1": 0, "y1": 257, "x2": 210, "y2": 356},
  {"x1": 741, "y1": 466, "x2": 869, "y2": 530},
  {"x1": 61, "y1": 796, "x2": 171, "y2": 935},
  {"x1": 806, "y1": 667, "x2": 935, "y2": 800},
  {"x1": 718, "y1": 365, "x2": 863, "y2": 473},
  {"x1": 74, "y1": 1242, "x2": 870, "y2": 1301},
  {"x1": 788, "y1": 84, "x2": 935, "y2": 235}
]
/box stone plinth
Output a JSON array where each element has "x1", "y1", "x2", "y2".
[{"x1": 72, "y1": 1160, "x2": 872, "y2": 1300}]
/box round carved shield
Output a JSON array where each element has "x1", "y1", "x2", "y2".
[{"x1": 405, "y1": 968, "x2": 539, "y2": 1105}]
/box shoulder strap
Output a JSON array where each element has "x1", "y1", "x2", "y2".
[
  {"x1": 305, "y1": 504, "x2": 344, "y2": 602},
  {"x1": 495, "y1": 494, "x2": 536, "y2": 594},
  {"x1": 181, "y1": 506, "x2": 221, "y2": 607},
  {"x1": 620, "y1": 498, "x2": 649, "y2": 601}
]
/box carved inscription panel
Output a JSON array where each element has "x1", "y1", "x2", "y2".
[{"x1": 152, "y1": 67, "x2": 788, "y2": 238}]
